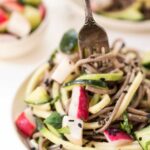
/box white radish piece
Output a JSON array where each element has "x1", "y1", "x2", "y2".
[
  {"x1": 51, "y1": 57, "x2": 75, "y2": 84},
  {"x1": 7, "y1": 12, "x2": 31, "y2": 37},
  {"x1": 62, "y1": 116, "x2": 83, "y2": 146}
]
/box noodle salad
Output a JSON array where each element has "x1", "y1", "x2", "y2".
[{"x1": 15, "y1": 29, "x2": 150, "y2": 150}]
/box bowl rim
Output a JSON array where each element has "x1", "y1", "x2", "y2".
[{"x1": 11, "y1": 69, "x2": 37, "y2": 149}]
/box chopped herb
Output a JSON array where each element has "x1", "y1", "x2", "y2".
[
  {"x1": 120, "y1": 112, "x2": 133, "y2": 134},
  {"x1": 44, "y1": 112, "x2": 62, "y2": 129}
]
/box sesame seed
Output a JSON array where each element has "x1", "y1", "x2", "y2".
[
  {"x1": 123, "y1": 90, "x2": 128, "y2": 93},
  {"x1": 139, "y1": 137, "x2": 142, "y2": 141},
  {"x1": 78, "y1": 123, "x2": 82, "y2": 128},
  {"x1": 69, "y1": 119, "x2": 74, "y2": 122},
  {"x1": 91, "y1": 144, "x2": 95, "y2": 148},
  {"x1": 59, "y1": 144, "x2": 63, "y2": 148}
]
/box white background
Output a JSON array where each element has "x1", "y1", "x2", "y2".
[{"x1": 0, "y1": 0, "x2": 150, "y2": 149}]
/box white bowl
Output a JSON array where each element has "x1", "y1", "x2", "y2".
[
  {"x1": 71, "y1": 0, "x2": 150, "y2": 32},
  {"x1": 0, "y1": 5, "x2": 49, "y2": 59},
  {"x1": 11, "y1": 72, "x2": 33, "y2": 149}
]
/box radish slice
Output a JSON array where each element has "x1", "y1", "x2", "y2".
[
  {"x1": 0, "y1": 9, "x2": 8, "y2": 24},
  {"x1": 104, "y1": 128, "x2": 133, "y2": 146},
  {"x1": 16, "y1": 108, "x2": 36, "y2": 137},
  {"x1": 68, "y1": 86, "x2": 89, "y2": 121},
  {"x1": 7, "y1": 12, "x2": 31, "y2": 37},
  {"x1": 51, "y1": 58, "x2": 75, "y2": 84},
  {"x1": 62, "y1": 116, "x2": 83, "y2": 146}
]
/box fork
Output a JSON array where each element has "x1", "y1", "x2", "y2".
[{"x1": 78, "y1": 0, "x2": 109, "y2": 58}]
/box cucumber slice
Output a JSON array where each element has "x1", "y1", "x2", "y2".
[
  {"x1": 25, "y1": 86, "x2": 50, "y2": 105},
  {"x1": 135, "y1": 125, "x2": 150, "y2": 150},
  {"x1": 142, "y1": 52, "x2": 150, "y2": 70},
  {"x1": 77, "y1": 72, "x2": 123, "y2": 81},
  {"x1": 33, "y1": 108, "x2": 52, "y2": 118},
  {"x1": 23, "y1": 5, "x2": 41, "y2": 30},
  {"x1": 19, "y1": 0, "x2": 42, "y2": 6},
  {"x1": 64, "y1": 79, "x2": 107, "y2": 90},
  {"x1": 31, "y1": 103, "x2": 51, "y2": 111}
]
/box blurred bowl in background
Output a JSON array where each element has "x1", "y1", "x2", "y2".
[
  {"x1": 71, "y1": 0, "x2": 150, "y2": 33},
  {"x1": 0, "y1": 4, "x2": 49, "y2": 59}
]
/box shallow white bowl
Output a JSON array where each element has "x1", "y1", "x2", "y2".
[
  {"x1": 71, "y1": 0, "x2": 150, "y2": 33},
  {"x1": 0, "y1": 5, "x2": 49, "y2": 59},
  {"x1": 12, "y1": 72, "x2": 33, "y2": 149}
]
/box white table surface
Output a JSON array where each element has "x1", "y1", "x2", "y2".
[{"x1": 0, "y1": 0, "x2": 150, "y2": 149}]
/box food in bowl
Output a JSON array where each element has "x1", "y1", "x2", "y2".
[
  {"x1": 91, "y1": 0, "x2": 150, "y2": 21},
  {"x1": 0, "y1": 0, "x2": 46, "y2": 39},
  {"x1": 15, "y1": 29, "x2": 150, "y2": 150}
]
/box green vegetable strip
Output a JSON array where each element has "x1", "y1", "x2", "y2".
[
  {"x1": 89, "y1": 94, "x2": 101, "y2": 107},
  {"x1": 52, "y1": 82, "x2": 66, "y2": 115},
  {"x1": 77, "y1": 72, "x2": 123, "y2": 81},
  {"x1": 64, "y1": 79, "x2": 108, "y2": 89},
  {"x1": 40, "y1": 127, "x2": 94, "y2": 150},
  {"x1": 61, "y1": 88, "x2": 69, "y2": 109}
]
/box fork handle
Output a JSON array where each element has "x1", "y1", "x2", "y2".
[{"x1": 84, "y1": 0, "x2": 94, "y2": 23}]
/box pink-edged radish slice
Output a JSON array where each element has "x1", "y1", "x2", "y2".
[
  {"x1": 38, "y1": 4, "x2": 46, "y2": 19},
  {"x1": 68, "y1": 86, "x2": 89, "y2": 121},
  {"x1": 16, "y1": 108, "x2": 36, "y2": 137},
  {"x1": 51, "y1": 58, "x2": 75, "y2": 84},
  {"x1": 2, "y1": 2, "x2": 24, "y2": 13},
  {"x1": 0, "y1": 9, "x2": 8, "y2": 23},
  {"x1": 104, "y1": 128, "x2": 133, "y2": 146},
  {"x1": 7, "y1": 12, "x2": 31, "y2": 37},
  {"x1": 62, "y1": 116, "x2": 83, "y2": 145}
]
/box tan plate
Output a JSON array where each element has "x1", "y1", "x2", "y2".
[{"x1": 71, "y1": 0, "x2": 150, "y2": 33}]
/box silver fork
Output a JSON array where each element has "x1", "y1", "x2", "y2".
[{"x1": 78, "y1": 0, "x2": 109, "y2": 58}]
